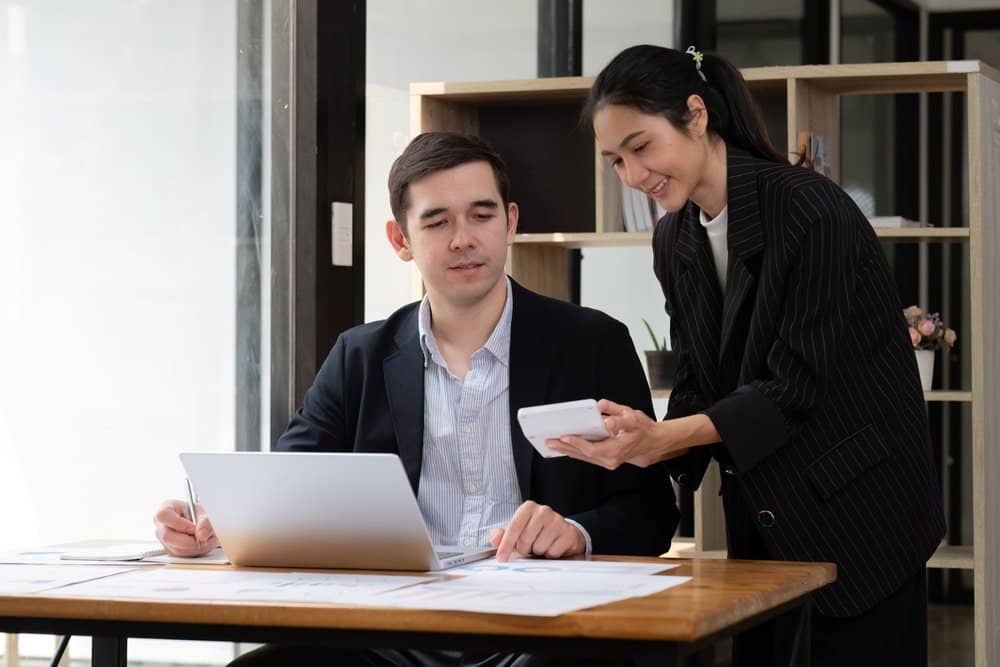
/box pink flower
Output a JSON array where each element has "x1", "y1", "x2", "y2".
[
  {"x1": 904, "y1": 305, "x2": 923, "y2": 319},
  {"x1": 909, "y1": 327, "x2": 921, "y2": 346},
  {"x1": 944, "y1": 329, "x2": 957, "y2": 346},
  {"x1": 919, "y1": 320, "x2": 937, "y2": 336}
]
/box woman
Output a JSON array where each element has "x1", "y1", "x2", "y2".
[{"x1": 548, "y1": 45, "x2": 945, "y2": 666}]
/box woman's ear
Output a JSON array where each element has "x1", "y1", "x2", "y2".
[{"x1": 686, "y1": 94, "x2": 709, "y2": 136}]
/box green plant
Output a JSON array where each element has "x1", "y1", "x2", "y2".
[{"x1": 641, "y1": 318, "x2": 668, "y2": 352}]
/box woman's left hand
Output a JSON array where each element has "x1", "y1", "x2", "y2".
[{"x1": 546, "y1": 399, "x2": 690, "y2": 470}]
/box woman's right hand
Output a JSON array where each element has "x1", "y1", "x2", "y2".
[{"x1": 153, "y1": 499, "x2": 219, "y2": 557}]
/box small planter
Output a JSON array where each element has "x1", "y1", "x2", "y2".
[
  {"x1": 645, "y1": 350, "x2": 677, "y2": 390},
  {"x1": 915, "y1": 349, "x2": 934, "y2": 391}
]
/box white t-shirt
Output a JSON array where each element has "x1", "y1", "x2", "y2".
[{"x1": 699, "y1": 205, "x2": 729, "y2": 293}]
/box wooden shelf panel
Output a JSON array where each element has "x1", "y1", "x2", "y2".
[
  {"x1": 925, "y1": 391, "x2": 973, "y2": 402},
  {"x1": 412, "y1": 61, "x2": 998, "y2": 102},
  {"x1": 928, "y1": 545, "x2": 974, "y2": 570},
  {"x1": 875, "y1": 227, "x2": 969, "y2": 239},
  {"x1": 514, "y1": 232, "x2": 652, "y2": 248},
  {"x1": 663, "y1": 542, "x2": 972, "y2": 571},
  {"x1": 513, "y1": 228, "x2": 969, "y2": 248}
]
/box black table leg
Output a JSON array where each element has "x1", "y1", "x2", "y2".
[
  {"x1": 91, "y1": 635, "x2": 126, "y2": 667},
  {"x1": 774, "y1": 600, "x2": 812, "y2": 667}
]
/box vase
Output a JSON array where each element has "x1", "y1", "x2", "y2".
[
  {"x1": 914, "y1": 349, "x2": 934, "y2": 392},
  {"x1": 645, "y1": 350, "x2": 677, "y2": 390}
]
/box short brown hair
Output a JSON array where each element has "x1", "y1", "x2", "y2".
[{"x1": 388, "y1": 132, "x2": 511, "y2": 232}]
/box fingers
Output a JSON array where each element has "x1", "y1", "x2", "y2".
[
  {"x1": 597, "y1": 398, "x2": 628, "y2": 415},
  {"x1": 489, "y1": 527, "x2": 504, "y2": 548},
  {"x1": 496, "y1": 502, "x2": 534, "y2": 562},
  {"x1": 548, "y1": 436, "x2": 624, "y2": 470},
  {"x1": 497, "y1": 502, "x2": 585, "y2": 561},
  {"x1": 153, "y1": 499, "x2": 216, "y2": 557}
]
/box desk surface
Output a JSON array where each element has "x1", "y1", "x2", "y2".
[{"x1": 0, "y1": 557, "x2": 834, "y2": 644}]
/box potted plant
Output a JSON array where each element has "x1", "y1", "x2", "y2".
[
  {"x1": 641, "y1": 319, "x2": 677, "y2": 391},
  {"x1": 903, "y1": 305, "x2": 957, "y2": 391}
]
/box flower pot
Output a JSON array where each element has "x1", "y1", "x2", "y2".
[
  {"x1": 645, "y1": 350, "x2": 677, "y2": 390},
  {"x1": 915, "y1": 349, "x2": 934, "y2": 392}
]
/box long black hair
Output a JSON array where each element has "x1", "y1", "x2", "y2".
[{"x1": 582, "y1": 45, "x2": 788, "y2": 165}]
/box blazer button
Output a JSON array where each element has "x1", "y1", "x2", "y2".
[
  {"x1": 757, "y1": 510, "x2": 776, "y2": 528},
  {"x1": 723, "y1": 466, "x2": 736, "y2": 476},
  {"x1": 676, "y1": 473, "x2": 691, "y2": 487}
]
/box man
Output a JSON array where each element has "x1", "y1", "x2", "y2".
[{"x1": 154, "y1": 132, "x2": 678, "y2": 665}]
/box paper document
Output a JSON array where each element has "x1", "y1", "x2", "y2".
[
  {"x1": 0, "y1": 565, "x2": 135, "y2": 594},
  {"x1": 51, "y1": 568, "x2": 432, "y2": 604},
  {"x1": 145, "y1": 547, "x2": 230, "y2": 565},
  {"x1": 448, "y1": 557, "x2": 678, "y2": 577},
  {"x1": 370, "y1": 572, "x2": 691, "y2": 617},
  {"x1": 0, "y1": 546, "x2": 162, "y2": 566},
  {"x1": 60, "y1": 542, "x2": 166, "y2": 561}
]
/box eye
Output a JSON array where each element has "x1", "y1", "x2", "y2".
[
  {"x1": 425, "y1": 220, "x2": 446, "y2": 229},
  {"x1": 633, "y1": 142, "x2": 648, "y2": 154},
  {"x1": 609, "y1": 157, "x2": 622, "y2": 168},
  {"x1": 474, "y1": 213, "x2": 495, "y2": 221}
]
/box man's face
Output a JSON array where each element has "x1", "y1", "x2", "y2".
[{"x1": 389, "y1": 161, "x2": 518, "y2": 308}]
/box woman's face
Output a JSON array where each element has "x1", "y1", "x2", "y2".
[{"x1": 593, "y1": 101, "x2": 709, "y2": 213}]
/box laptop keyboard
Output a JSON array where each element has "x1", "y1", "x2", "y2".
[{"x1": 435, "y1": 551, "x2": 462, "y2": 559}]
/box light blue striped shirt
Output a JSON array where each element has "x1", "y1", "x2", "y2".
[{"x1": 416, "y1": 278, "x2": 590, "y2": 552}]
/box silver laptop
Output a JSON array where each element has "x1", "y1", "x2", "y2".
[{"x1": 179, "y1": 452, "x2": 495, "y2": 571}]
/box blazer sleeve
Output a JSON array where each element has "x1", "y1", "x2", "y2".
[
  {"x1": 565, "y1": 317, "x2": 680, "y2": 556},
  {"x1": 704, "y1": 186, "x2": 860, "y2": 474},
  {"x1": 653, "y1": 219, "x2": 714, "y2": 489},
  {"x1": 275, "y1": 335, "x2": 350, "y2": 452}
]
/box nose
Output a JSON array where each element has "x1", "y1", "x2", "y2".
[
  {"x1": 449, "y1": 217, "x2": 476, "y2": 250},
  {"x1": 621, "y1": 157, "x2": 648, "y2": 190}
]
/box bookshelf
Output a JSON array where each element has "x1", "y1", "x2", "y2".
[{"x1": 412, "y1": 60, "x2": 1000, "y2": 664}]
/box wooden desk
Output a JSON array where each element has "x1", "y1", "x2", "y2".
[{"x1": 0, "y1": 558, "x2": 834, "y2": 667}]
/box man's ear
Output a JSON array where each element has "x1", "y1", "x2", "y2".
[
  {"x1": 505, "y1": 202, "x2": 519, "y2": 244},
  {"x1": 385, "y1": 219, "x2": 413, "y2": 261}
]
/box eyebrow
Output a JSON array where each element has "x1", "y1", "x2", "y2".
[
  {"x1": 418, "y1": 199, "x2": 499, "y2": 220},
  {"x1": 600, "y1": 130, "x2": 645, "y2": 157}
]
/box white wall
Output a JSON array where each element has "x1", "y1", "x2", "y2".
[
  {"x1": 0, "y1": 0, "x2": 237, "y2": 550},
  {"x1": 364, "y1": 0, "x2": 537, "y2": 322}
]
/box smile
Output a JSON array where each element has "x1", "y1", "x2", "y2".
[{"x1": 645, "y1": 178, "x2": 668, "y2": 195}]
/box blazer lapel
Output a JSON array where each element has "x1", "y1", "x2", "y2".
[
  {"x1": 719, "y1": 148, "x2": 766, "y2": 363},
  {"x1": 383, "y1": 311, "x2": 425, "y2": 493},
  {"x1": 673, "y1": 204, "x2": 724, "y2": 399},
  {"x1": 507, "y1": 281, "x2": 549, "y2": 501}
]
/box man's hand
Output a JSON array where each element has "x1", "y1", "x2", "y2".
[
  {"x1": 489, "y1": 501, "x2": 586, "y2": 562},
  {"x1": 153, "y1": 499, "x2": 219, "y2": 557}
]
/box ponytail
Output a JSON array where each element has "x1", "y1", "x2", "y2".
[{"x1": 582, "y1": 45, "x2": 787, "y2": 165}]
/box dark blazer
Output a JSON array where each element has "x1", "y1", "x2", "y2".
[
  {"x1": 277, "y1": 280, "x2": 678, "y2": 557},
  {"x1": 656, "y1": 145, "x2": 945, "y2": 617}
]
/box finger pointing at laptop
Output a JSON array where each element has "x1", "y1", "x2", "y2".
[
  {"x1": 154, "y1": 499, "x2": 219, "y2": 557},
  {"x1": 489, "y1": 500, "x2": 587, "y2": 562}
]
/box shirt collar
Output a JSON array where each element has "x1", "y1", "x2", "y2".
[{"x1": 418, "y1": 276, "x2": 513, "y2": 369}]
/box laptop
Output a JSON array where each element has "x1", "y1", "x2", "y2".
[{"x1": 179, "y1": 452, "x2": 495, "y2": 571}]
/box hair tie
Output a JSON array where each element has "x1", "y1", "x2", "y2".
[{"x1": 685, "y1": 45, "x2": 707, "y2": 82}]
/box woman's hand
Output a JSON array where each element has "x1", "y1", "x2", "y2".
[{"x1": 546, "y1": 399, "x2": 717, "y2": 470}]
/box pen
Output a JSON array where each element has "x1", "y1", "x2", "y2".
[{"x1": 185, "y1": 477, "x2": 201, "y2": 549}]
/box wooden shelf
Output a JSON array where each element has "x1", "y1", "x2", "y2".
[
  {"x1": 512, "y1": 228, "x2": 969, "y2": 249},
  {"x1": 928, "y1": 545, "x2": 974, "y2": 570},
  {"x1": 514, "y1": 232, "x2": 652, "y2": 248},
  {"x1": 874, "y1": 227, "x2": 969, "y2": 239},
  {"x1": 925, "y1": 391, "x2": 973, "y2": 402}
]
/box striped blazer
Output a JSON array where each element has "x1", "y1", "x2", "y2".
[
  {"x1": 277, "y1": 280, "x2": 679, "y2": 557},
  {"x1": 656, "y1": 145, "x2": 946, "y2": 617}
]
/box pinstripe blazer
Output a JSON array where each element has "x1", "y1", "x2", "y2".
[
  {"x1": 276, "y1": 280, "x2": 679, "y2": 557},
  {"x1": 656, "y1": 145, "x2": 946, "y2": 617}
]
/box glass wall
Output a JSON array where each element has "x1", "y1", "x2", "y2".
[{"x1": 0, "y1": 0, "x2": 271, "y2": 662}]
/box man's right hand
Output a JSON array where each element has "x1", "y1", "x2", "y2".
[{"x1": 153, "y1": 499, "x2": 219, "y2": 557}]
